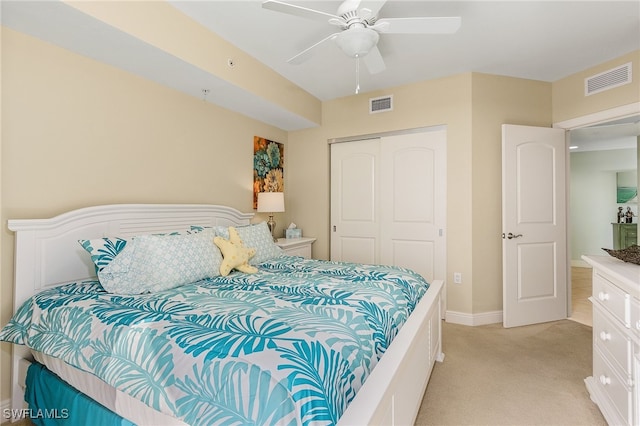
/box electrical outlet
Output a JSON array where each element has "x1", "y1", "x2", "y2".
[{"x1": 453, "y1": 272, "x2": 462, "y2": 284}]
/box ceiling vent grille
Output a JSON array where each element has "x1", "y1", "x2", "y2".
[
  {"x1": 370, "y1": 95, "x2": 393, "y2": 114},
  {"x1": 585, "y1": 62, "x2": 632, "y2": 96}
]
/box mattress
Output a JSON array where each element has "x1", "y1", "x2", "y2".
[{"x1": 32, "y1": 351, "x2": 186, "y2": 425}]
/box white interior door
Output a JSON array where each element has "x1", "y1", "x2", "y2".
[
  {"x1": 330, "y1": 139, "x2": 380, "y2": 264},
  {"x1": 502, "y1": 124, "x2": 567, "y2": 328},
  {"x1": 379, "y1": 130, "x2": 446, "y2": 282}
]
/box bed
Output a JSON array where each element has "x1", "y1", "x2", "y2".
[{"x1": 1, "y1": 204, "x2": 444, "y2": 425}]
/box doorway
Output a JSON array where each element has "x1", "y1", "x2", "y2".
[{"x1": 557, "y1": 106, "x2": 640, "y2": 324}]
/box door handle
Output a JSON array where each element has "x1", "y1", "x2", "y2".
[{"x1": 506, "y1": 232, "x2": 523, "y2": 239}]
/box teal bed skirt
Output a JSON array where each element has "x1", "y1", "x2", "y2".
[{"x1": 25, "y1": 362, "x2": 136, "y2": 426}]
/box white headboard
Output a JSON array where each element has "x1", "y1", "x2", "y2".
[
  {"x1": 8, "y1": 204, "x2": 254, "y2": 309},
  {"x1": 6, "y1": 203, "x2": 254, "y2": 412}
]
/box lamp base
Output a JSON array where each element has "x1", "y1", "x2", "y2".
[{"x1": 267, "y1": 215, "x2": 277, "y2": 242}]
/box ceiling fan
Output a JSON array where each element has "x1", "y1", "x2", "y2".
[{"x1": 262, "y1": 0, "x2": 462, "y2": 75}]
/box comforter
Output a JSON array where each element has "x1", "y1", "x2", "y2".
[{"x1": 0, "y1": 256, "x2": 429, "y2": 425}]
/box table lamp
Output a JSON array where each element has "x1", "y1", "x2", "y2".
[{"x1": 257, "y1": 192, "x2": 285, "y2": 241}]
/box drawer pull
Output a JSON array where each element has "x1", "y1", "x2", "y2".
[
  {"x1": 598, "y1": 291, "x2": 610, "y2": 301},
  {"x1": 599, "y1": 375, "x2": 611, "y2": 385},
  {"x1": 599, "y1": 331, "x2": 611, "y2": 341},
  {"x1": 636, "y1": 320, "x2": 640, "y2": 330}
]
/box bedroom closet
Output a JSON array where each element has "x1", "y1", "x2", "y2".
[{"x1": 330, "y1": 127, "x2": 447, "y2": 284}]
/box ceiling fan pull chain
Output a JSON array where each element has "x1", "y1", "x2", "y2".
[{"x1": 355, "y1": 56, "x2": 360, "y2": 94}]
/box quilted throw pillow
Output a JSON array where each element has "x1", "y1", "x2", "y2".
[
  {"x1": 79, "y1": 226, "x2": 209, "y2": 274},
  {"x1": 215, "y1": 222, "x2": 283, "y2": 265},
  {"x1": 97, "y1": 229, "x2": 221, "y2": 294}
]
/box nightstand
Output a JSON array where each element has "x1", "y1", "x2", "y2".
[{"x1": 276, "y1": 237, "x2": 316, "y2": 259}]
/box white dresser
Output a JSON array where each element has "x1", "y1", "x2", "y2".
[
  {"x1": 276, "y1": 237, "x2": 316, "y2": 259},
  {"x1": 582, "y1": 255, "x2": 640, "y2": 426}
]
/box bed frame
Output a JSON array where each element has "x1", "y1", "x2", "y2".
[{"x1": 7, "y1": 203, "x2": 444, "y2": 425}]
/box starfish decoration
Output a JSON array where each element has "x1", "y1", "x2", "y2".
[{"x1": 213, "y1": 227, "x2": 258, "y2": 276}]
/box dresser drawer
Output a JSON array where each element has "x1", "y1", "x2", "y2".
[
  {"x1": 592, "y1": 270, "x2": 629, "y2": 325},
  {"x1": 593, "y1": 308, "x2": 633, "y2": 376},
  {"x1": 283, "y1": 245, "x2": 312, "y2": 258},
  {"x1": 630, "y1": 297, "x2": 640, "y2": 338},
  {"x1": 593, "y1": 347, "x2": 633, "y2": 425}
]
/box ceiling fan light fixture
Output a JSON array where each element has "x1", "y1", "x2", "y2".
[{"x1": 335, "y1": 27, "x2": 379, "y2": 58}]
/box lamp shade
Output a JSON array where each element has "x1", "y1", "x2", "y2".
[{"x1": 257, "y1": 192, "x2": 285, "y2": 213}]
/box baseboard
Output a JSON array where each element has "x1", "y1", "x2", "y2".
[
  {"x1": 445, "y1": 310, "x2": 502, "y2": 326},
  {"x1": 1, "y1": 398, "x2": 10, "y2": 422},
  {"x1": 571, "y1": 259, "x2": 592, "y2": 268}
]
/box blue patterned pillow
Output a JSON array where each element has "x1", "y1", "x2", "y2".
[
  {"x1": 79, "y1": 226, "x2": 210, "y2": 275},
  {"x1": 79, "y1": 237, "x2": 128, "y2": 273},
  {"x1": 98, "y1": 229, "x2": 221, "y2": 294},
  {"x1": 188, "y1": 225, "x2": 211, "y2": 233},
  {"x1": 216, "y1": 222, "x2": 283, "y2": 265}
]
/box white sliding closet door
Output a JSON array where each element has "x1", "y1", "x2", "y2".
[
  {"x1": 331, "y1": 127, "x2": 446, "y2": 283},
  {"x1": 330, "y1": 139, "x2": 380, "y2": 265},
  {"x1": 380, "y1": 131, "x2": 446, "y2": 282}
]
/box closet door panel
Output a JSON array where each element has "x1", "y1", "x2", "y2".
[
  {"x1": 392, "y1": 148, "x2": 434, "y2": 223},
  {"x1": 391, "y1": 240, "x2": 435, "y2": 282},
  {"x1": 330, "y1": 140, "x2": 380, "y2": 263},
  {"x1": 380, "y1": 130, "x2": 446, "y2": 283},
  {"x1": 338, "y1": 237, "x2": 377, "y2": 265}
]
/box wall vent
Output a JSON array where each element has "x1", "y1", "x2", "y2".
[
  {"x1": 370, "y1": 95, "x2": 393, "y2": 113},
  {"x1": 585, "y1": 62, "x2": 632, "y2": 96}
]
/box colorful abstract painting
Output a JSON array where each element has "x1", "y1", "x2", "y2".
[{"x1": 253, "y1": 136, "x2": 284, "y2": 209}]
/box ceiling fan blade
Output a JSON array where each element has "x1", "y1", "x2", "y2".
[
  {"x1": 363, "y1": 45, "x2": 386, "y2": 74},
  {"x1": 287, "y1": 33, "x2": 340, "y2": 65},
  {"x1": 359, "y1": 0, "x2": 387, "y2": 18},
  {"x1": 262, "y1": 0, "x2": 341, "y2": 22},
  {"x1": 337, "y1": 0, "x2": 362, "y2": 16},
  {"x1": 376, "y1": 16, "x2": 461, "y2": 34}
]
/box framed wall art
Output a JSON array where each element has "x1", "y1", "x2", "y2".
[{"x1": 253, "y1": 136, "x2": 284, "y2": 209}]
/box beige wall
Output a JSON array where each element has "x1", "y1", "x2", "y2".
[
  {"x1": 67, "y1": 1, "x2": 321, "y2": 126},
  {"x1": 0, "y1": 28, "x2": 287, "y2": 403},
  {"x1": 553, "y1": 50, "x2": 640, "y2": 123},
  {"x1": 470, "y1": 74, "x2": 552, "y2": 313}
]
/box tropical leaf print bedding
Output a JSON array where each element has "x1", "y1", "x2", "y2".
[{"x1": 0, "y1": 256, "x2": 429, "y2": 425}]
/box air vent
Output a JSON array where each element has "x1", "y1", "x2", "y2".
[
  {"x1": 370, "y1": 95, "x2": 393, "y2": 114},
  {"x1": 585, "y1": 62, "x2": 632, "y2": 96}
]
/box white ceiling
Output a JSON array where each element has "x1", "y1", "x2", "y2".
[
  {"x1": 2, "y1": 0, "x2": 639, "y2": 145},
  {"x1": 169, "y1": 0, "x2": 640, "y2": 101},
  {"x1": 570, "y1": 114, "x2": 640, "y2": 152}
]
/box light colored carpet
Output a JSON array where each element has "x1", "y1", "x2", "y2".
[{"x1": 415, "y1": 320, "x2": 607, "y2": 426}]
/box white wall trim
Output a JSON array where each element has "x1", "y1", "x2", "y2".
[
  {"x1": 445, "y1": 310, "x2": 503, "y2": 326},
  {"x1": 1, "y1": 398, "x2": 10, "y2": 419},
  {"x1": 572, "y1": 259, "x2": 592, "y2": 268},
  {"x1": 553, "y1": 102, "x2": 640, "y2": 130}
]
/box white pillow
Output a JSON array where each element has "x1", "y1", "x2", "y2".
[{"x1": 98, "y1": 229, "x2": 221, "y2": 294}]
